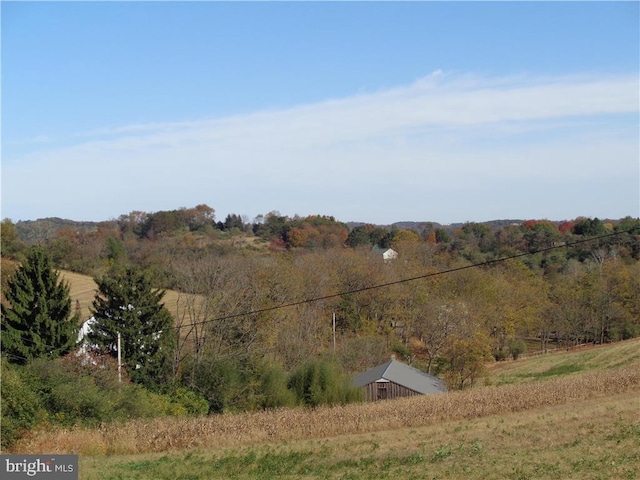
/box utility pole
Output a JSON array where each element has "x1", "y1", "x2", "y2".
[
  {"x1": 117, "y1": 331, "x2": 122, "y2": 383},
  {"x1": 332, "y1": 312, "x2": 336, "y2": 353}
]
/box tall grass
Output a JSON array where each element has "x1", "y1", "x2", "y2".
[{"x1": 13, "y1": 362, "x2": 640, "y2": 456}]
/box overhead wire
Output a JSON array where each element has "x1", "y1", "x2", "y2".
[
  {"x1": 167, "y1": 228, "x2": 633, "y2": 331},
  {"x1": 0, "y1": 228, "x2": 634, "y2": 352}
]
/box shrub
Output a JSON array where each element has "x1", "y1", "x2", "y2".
[
  {"x1": 181, "y1": 358, "x2": 248, "y2": 414},
  {"x1": 1, "y1": 359, "x2": 47, "y2": 448},
  {"x1": 287, "y1": 360, "x2": 363, "y2": 407},
  {"x1": 26, "y1": 358, "x2": 115, "y2": 426},
  {"x1": 155, "y1": 385, "x2": 209, "y2": 416},
  {"x1": 21, "y1": 354, "x2": 199, "y2": 427},
  {"x1": 114, "y1": 384, "x2": 171, "y2": 419},
  {"x1": 493, "y1": 348, "x2": 506, "y2": 361},
  {"x1": 509, "y1": 340, "x2": 528, "y2": 360},
  {"x1": 169, "y1": 386, "x2": 210, "y2": 416},
  {"x1": 259, "y1": 364, "x2": 297, "y2": 409},
  {"x1": 46, "y1": 375, "x2": 115, "y2": 425}
]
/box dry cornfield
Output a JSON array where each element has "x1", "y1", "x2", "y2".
[{"x1": 15, "y1": 360, "x2": 640, "y2": 456}]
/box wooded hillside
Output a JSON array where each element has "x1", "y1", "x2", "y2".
[
  {"x1": 1, "y1": 205, "x2": 640, "y2": 450},
  {"x1": 2, "y1": 208, "x2": 639, "y2": 404}
]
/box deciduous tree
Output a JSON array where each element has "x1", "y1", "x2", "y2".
[{"x1": 0, "y1": 219, "x2": 25, "y2": 258}]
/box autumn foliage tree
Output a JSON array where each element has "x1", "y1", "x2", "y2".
[{"x1": 6, "y1": 212, "x2": 640, "y2": 397}]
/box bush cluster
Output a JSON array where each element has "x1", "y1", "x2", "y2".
[
  {"x1": 180, "y1": 357, "x2": 362, "y2": 415},
  {"x1": 2, "y1": 354, "x2": 363, "y2": 448},
  {"x1": 0, "y1": 355, "x2": 208, "y2": 449},
  {"x1": 287, "y1": 360, "x2": 363, "y2": 407}
]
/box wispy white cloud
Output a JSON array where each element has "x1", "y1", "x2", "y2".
[{"x1": 2, "y1": 72, "x2": 638, "y2": 223}]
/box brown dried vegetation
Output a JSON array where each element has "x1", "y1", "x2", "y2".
[{"x1": 15, "y1": 359, "x2": 640, "y2": 456}]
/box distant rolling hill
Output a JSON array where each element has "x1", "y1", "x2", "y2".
[{"x1": 14, "y1": 216, "x2": 531, "y2": 244}]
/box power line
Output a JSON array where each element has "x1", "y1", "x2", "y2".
[
  {"x1": 2, "y1": 228, "x2": 634, "y2": 351},
  {"x1": 1, "y1": 352, "x2": 29, "y2": 363},
  {"x1": 169, "y1": 229, "x2": 632, "y2": 331}
]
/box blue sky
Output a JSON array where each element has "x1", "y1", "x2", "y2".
[{"x1": 2, "y1": 1, "x2": 639, "y2": 225}]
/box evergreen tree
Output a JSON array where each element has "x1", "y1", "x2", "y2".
[
  {"x1": 345, "y1": 225, "x2": 372, "y2": 248},
  {"x1": 89, "y1": 267, "x2": 176, "y2": 387},
  {"x1": 1, "y1": 246, "x2": 79, "y2": 364},
  {"x1": 223, "y1": 213, "x2": 245, "y2": 231}
]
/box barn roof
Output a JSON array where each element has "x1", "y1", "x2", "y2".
[{"x1": 353, "y1": 359, "x2": 447, "y2": 394}]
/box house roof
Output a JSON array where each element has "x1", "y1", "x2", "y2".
[
  {"x1": 353, "y1": 359, "x2": 447, "y2": 394},
  {"x1": 371, "y1": 245, "x2": 397, "y2": 255}
]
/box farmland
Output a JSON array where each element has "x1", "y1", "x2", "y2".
[
  {"x1": 3, "y1": 216, "x2": 639, "y2": 478},
  {"x1": 76, "y1": 392, "x2": 640, "y2": 479},
  {"x1": 14, "y1": 338, "x2": 640, "y2": 479},
  {"x1": 60, "y1": 269, "x2": 194, "y2": 323},
  {"x1": 0, "y1": 262, "x2": 194, "y2": 324}
]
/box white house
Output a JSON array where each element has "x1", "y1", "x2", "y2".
[
  {"x1": 371, "y1": 245, "x2": 398, "y2": 262},
  {"x1": 76, "y1": 316, "x2": 98, "y2": 365}
]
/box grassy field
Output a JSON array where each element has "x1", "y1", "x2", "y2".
[
  {"x1": 13, "y1": 338, "x2": 640, "y2": 479},
  {"x1": 485, "y1": 338, "x2": 640, "y2": 386},
  {"x1": 77, "y1": 391, "x2": 640, "y2": 480},
  {"x1": 60, "y1": 269, "x2": 196, "y2": 322},
  {"x1": 59, "y1": 270, "x2": 100, "y2": 321}
]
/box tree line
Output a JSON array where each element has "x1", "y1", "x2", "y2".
[{"x1": 1, "y1": 209, "x2": 639, "y2": 446}]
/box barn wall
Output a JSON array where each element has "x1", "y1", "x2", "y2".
[{"x1": 362, "y1": 382, "x2": 420, "y2": 402}]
